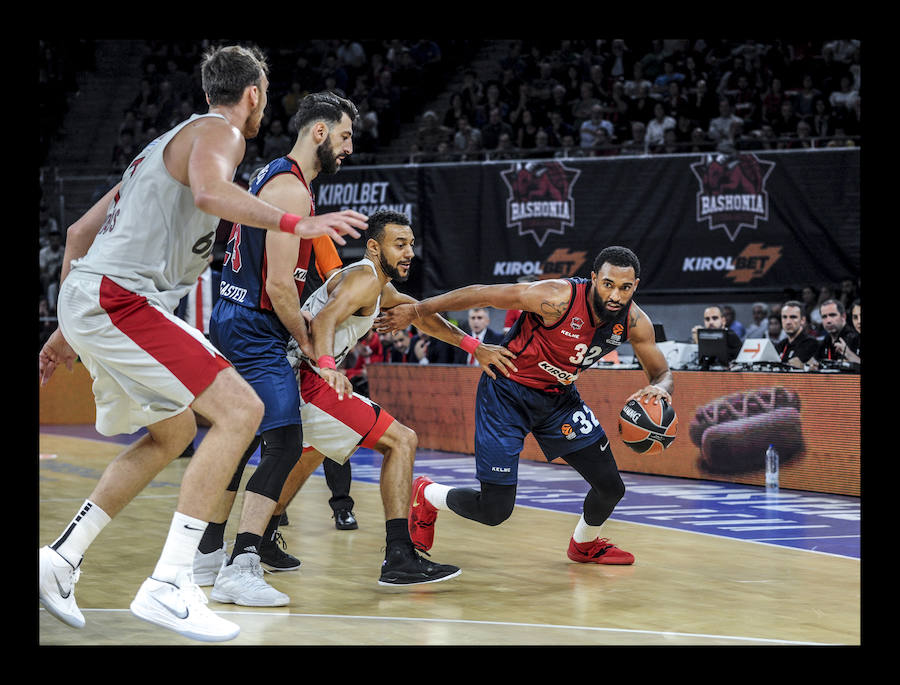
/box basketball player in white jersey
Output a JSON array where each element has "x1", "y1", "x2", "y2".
[
  {"x1": 287, "y1": 210, "x2": 517, "y2": 584},
  {"x1": 196, "y1": 210, "x2": 517, "y2": 585},
  {"x1": 38, "y1": 45, "x2": 367, "y2": 642}
]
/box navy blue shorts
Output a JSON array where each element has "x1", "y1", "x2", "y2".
[
  {"x1": 473, "y1": 374, "x2": 607, "y2": 485},
  {"x1": 209, "y1": 298, "x2": 300, "y2": 434}
]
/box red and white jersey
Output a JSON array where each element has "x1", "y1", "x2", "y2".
[
  {"x1": 503, "y1": 278, "x2": 634, "y2": 393},
  {"x1": 70, "y1": 114, "x2": 228, "y2": 313}
]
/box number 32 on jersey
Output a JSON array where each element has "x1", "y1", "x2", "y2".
[{"x1": 569, "y1": 343, "x2": 606, "y2": 367}]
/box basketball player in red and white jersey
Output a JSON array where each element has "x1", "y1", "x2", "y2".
[
  {"x1": 38, "y1": 45, "x2": 367, "y2": 642},
  {"x1": 375, "y1": 246, "x2": 673, "y2": 566}
]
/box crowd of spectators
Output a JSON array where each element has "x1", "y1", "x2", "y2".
[
  {"x1": 411, "y1": 38, "x2": 861, "y2": 162},
  {"x1": 107, "y1": 39, "x2": 467, "y2": 181},
  {"x1": 690, "y1": 276, "x2": 861, "y2": 371}
]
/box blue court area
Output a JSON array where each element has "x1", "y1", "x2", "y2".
[
  {"x1": 40, "y1": 425, "x2": 860, "y2": 560},
  {"x1": 343, "y1": 447, "x2": 860, "y2": 560}
]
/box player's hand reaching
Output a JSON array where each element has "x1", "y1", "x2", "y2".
[
  {"x1": 294, "y1": 309, "x2": 316, "y2": 360},
  {"x1": 374, "y1": 304, "x2": 418, "y2": 333},
  {"x1": 39, "y1": 328, "x2": 77, "y2": 386},
  {"x1": 320, "y1": 367, "x2": 353, "y2": 401},
  {"x1": 290, "y1": 210, "x2": 368, "y2": 245},
  {"x1": 473, "y1": 344, "x2": 518, "y2": 379},
  {"x1": 627, "y1": 384, "x2": 672, "y2": 406}
]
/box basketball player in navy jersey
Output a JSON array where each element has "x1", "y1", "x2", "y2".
[
  {"x1": 193, "y1": 92, "x2": 364, "y2": 606},
  {"x1": 375, "y1": 246, "x2": 672, "y2": 565}
]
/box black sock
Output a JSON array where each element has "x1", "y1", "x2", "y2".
[
  {"x1": 198, "y1": 521, "x2": 226, "y2": 554},
  {"x1": 260, "y1": 515, "x2": 281, "y2": 548},
  {"x1": 385, "y1": 518, "x2": 411, "y2": 551},
  {"x1": 231, "y1": 532, "x2": 262, "y2": 563}
]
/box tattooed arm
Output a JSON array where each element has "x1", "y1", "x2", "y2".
[{"x1": 374, "y1": 280, "x2": 574, "y2": 333}]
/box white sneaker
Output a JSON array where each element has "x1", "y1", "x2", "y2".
[
  {"x1": 193, "y1": 543, "x2": 226, "y2": 586},
  {"x1": 210, "y1": 552, "x2": 290, "y2": 607},
  {"x1": 130, "y1": 569, "x2": 240, "y2": 642},
  {"x1": 39, "y1": 546, "x2": 85, "y2": 629}
]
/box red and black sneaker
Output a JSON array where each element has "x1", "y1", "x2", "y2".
[
  {"x1": 567, "y1": 537, "x2": 635, "y2": 565},
  {"x1": 409, "y1": 476, "x2": 439, "y2": 552}
]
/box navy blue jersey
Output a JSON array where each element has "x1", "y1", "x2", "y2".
[{"x1": 218, "y1": 156, "x2": 315, "y2": 311}]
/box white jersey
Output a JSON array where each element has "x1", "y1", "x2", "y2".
[
  {"x1": 70, "y1": 113, "x2": 228, "y2": 313},
  {"x1": 288, "y1": 258, "x2": 382, "y2": 370}
]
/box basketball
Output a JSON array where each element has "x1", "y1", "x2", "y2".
[{"x1": 617, "y1": 397, "x2": 678, "y2": 454}]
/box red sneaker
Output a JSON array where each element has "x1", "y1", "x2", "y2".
[
  {"x1": 409, "y1": 476, "x2": 439, "y2": 551},
  {"x1": 567, "y1": 537, "x2": 635, "y2": 565}
]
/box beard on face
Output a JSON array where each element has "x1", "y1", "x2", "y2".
[
  {"x1": 317, "y1": 137, "x2": 342, "y2": 175},
  {"x1": 593, "y1": 288, "x2": 625, "y2": 319},
  {"x1": 379, "y1": 252, "x2": 409, "y2": 282}
]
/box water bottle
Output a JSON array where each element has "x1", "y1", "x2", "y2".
[{"x1": 765, "y1": 444, "x2": 779, "y2": 492}]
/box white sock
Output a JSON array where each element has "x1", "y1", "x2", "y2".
[
  {"x1": 573, "y1": 514, "x2": 602, "y2": 544},
  {"x1": 424, "y1": 483, "x2": 452, "y2": 510},
  {"x1": 152, "y1": 511, "x2": 208, "y2": 583},
  {"x1": 52, "y1": 499, "x2": 111, "y2": 568}
]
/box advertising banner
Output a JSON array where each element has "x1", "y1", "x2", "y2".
[
  {"x1": 311, "y1": 150, "x2": 859, "y2": 298},
  {"x1": 367, "y1": 365, "x2": 860, "y2": 497},
  {"x1": 422, "y1": 150, "x2": 860, "y2": 296}
]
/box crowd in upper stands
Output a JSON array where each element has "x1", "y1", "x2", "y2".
[
  {"x1": 409, "y1": 38, "x2": 860, "y2": 162},
  {"x1": 38, "y1": 38, "x2": 861, "y2": 345},
  {"x1": 40, "y1": 38, "x2": 862, "y2": 176}
]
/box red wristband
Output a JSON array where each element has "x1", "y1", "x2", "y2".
[
  {"x1": 317, "y1": 355, "x2": 336, "y2": 370},
  {"x1": 279, "y1": 213, "x2": 301, "y2": 234},
  {"x1": 460, "y1": 335, "x2": 480, "y2": 355}
]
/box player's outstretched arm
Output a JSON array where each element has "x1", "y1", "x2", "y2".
[
  {"x1": 39, "y1": 181, "x2": 123, "y2": 386},
  {"x1": 374, "y1": 279, "x2": 572, "y2": 333},
  {"x1": 184, "y1": 118, "x2": 367, "y2": 244},
  {"x1": 379, "y1": 284, "x2": 518, "y2": 379}
]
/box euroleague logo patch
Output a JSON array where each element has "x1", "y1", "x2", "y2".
[
  {"x1": 500, "y1": 161, "x2": 581, "y2": 247},
  {"x1": 690, "y1": 151, "x2": 775, "y2": 242}
]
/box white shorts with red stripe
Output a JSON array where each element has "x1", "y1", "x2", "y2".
[
  {"x1": 57, "y1": 272, "x2": 231, "y2": 436},
  {"x1": 297, "y1": 362, "x2": 395, "y2": 464}
]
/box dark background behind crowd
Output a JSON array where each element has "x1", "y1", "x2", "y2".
[{"x1": 38, "y1": 38, "x2": 861, "y2": 362}]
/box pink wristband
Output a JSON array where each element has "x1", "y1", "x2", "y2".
[
  {"x1": 460, "y1": 335, "x2": 480, "y2": 355},
  {"x1": 317, "y1": 355, "x2": 336, "y2": 370},
  {"x1": 279, "y1": 213, "x2": 301, "y2": 234}
]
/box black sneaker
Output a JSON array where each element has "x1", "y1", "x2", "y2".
[
  {"x1": 378, "y1": 543, "x2": 461, "y2": 586},
  {"x1": 258, "y1": 531, "x2": 301, "y2": 572},
  {"x1": 334, "y1": 509, "x2": 358, "y2": 530}
]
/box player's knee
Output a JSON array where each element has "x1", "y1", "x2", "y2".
[
  {"x1": 228, "y1": 386, "x2": 264, "y2": 435},
  {"x1": 379, "y1": 422, "x2": 417, "y2": 457},
  {"x1": 480, "y1": 483, "x2": 516, "y2": 526},
  {"x1": 397, "y1": 423, "x2": 418, "y2": 453},
  {"x1": 245, "y1": 425, "x2": 302, "y2": 500},
  {"x1": 599, "y1": 473, "x2": 626, "y2": 504},
  {"x1": 246, "y1": 393, "x2": 265, "y2": 427}
]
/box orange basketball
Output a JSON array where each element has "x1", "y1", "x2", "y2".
[{"x1": 617, "y1": 398, "x2": 678, "y2": 454}]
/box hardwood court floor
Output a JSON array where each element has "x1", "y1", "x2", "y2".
[{"x1": 38, "y1": 432, "x2": 860, "y2": 646}]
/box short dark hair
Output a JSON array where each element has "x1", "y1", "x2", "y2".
[
  {"x1": 593, "y1": 246, "x2": 640, "y2": 279},
  {"x1": 289, "y1": 91, "x2": 359, "y2": 136},
  {"x1": 782, "y1": 300, "x2": 806, "y2": 316},
  {"x1": 201, "y1": 45, "x2": 268, "y2": 106},
  {"x1": 819, "y1": 298, "x2": 845, "y2": 316},
  {"x1": 367, "y1": 210, "x2": 411, "y2": 244}
]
